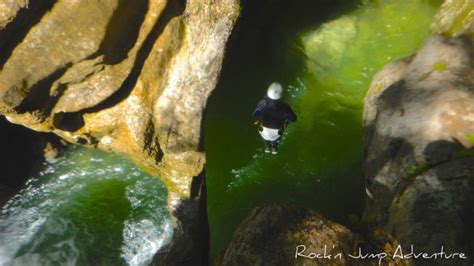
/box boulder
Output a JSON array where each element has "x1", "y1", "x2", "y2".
[
  {"x1": 219, "y1": 204, "x2": 383, "y2": 266},
  {"x1": 0, "y1": 0, "x2": 239, "y2": 264},
  {"x1": 363, "y1": 34, "x2": 474, "y2": 266}
]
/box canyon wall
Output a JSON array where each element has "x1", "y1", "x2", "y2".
[{"x1": 0, "y1": 0, "x2": 239, "y2": 264}]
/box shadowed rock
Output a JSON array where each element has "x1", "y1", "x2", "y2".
[
  {"x1": 363, "y1": 34, "x2": 474, "y2": 266},
  {"x1": 363, "y1": 3, "x2": 474, "y2": 264},
  {"x1": 219, "y1": 204, "x2": 384, "y2": 266}
]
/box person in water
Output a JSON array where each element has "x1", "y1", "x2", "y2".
[{"x1": 253, "y1": 82, "x2": 297, "y2": 154}]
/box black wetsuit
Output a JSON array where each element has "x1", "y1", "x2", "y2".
[
  {"x1": 253, "y1": 96, "x2": 297, "y2": 129},
  {"x1": 253, "y1": 96, "x2": 297, "y2": 151}
]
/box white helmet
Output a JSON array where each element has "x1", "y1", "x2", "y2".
[{"x1": 267, "y1": 82, "x2": 283, "y2": 100}]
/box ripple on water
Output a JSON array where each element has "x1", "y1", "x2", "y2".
[
  {"x1": 205, "y1": 0, "x2": 441, "y2": 258},
  {"x1": 0, "y1": 146, "x2": 172, "y2": 266}
]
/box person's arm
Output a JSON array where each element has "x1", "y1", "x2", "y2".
[
  {"x1": 252, "y1": 109, "x2": 261, "y2": 117},
  {"x1": 252, "y1": 99, "x2": 266, "y2": 117},
  {"x1": 285, "y1": 105, "x2": 297, "y2": 122}
]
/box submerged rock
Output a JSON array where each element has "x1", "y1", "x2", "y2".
[
  {"x1": 363, "y1": 34, "x2": 474, "y2": 265},
  {"x1": 219, "y1": 204, "x2": 381, "y2": 266},
  {"x1": 0, "y1": 0, "x2": 239, "y2": 264}
]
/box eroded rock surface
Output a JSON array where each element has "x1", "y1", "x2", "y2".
[
  {"x1": 363, "y1": 34, "x2": 474, "y2": 265},
  {"x1": 0, "y1": 0, "x2": 239, "y2": 264}
]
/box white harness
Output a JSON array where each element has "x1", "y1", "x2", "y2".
[{"x1": 259, "y1": 126, "x2": 280, "y2": 141}]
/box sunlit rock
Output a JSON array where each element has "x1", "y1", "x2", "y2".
[
  {"x1": 0, "y1": 0, "x2": 239, "y2": 264},
  {"x1": 0, "y1": 0, "x2": 28, "y2": 29},
  {"x1": 431, "y1": 0, "x2": 474, "y2": 38}
]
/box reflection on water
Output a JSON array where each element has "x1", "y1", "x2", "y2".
[{"x1": 0, "y1": 146, "x2": 172, "y2": 266}]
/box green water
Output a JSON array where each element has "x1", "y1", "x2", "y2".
[
  {"x1": 0, "y1": 146, "x2": 171, "y2": 265},
  {"x1": 206, "y1": 0, "x2": 441, "y2": 258},
  {"x1": 0, "y1": 0, "x2": 442, "y2": 264}
]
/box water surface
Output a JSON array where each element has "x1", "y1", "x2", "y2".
[
  {"x1": 0, "y1": 146, "x2": 171, "y2": 266},
  {"x1": 205, "y1": 0, "x2": 441, "y2": 257}
]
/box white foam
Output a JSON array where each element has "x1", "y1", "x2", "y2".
[
  {"x1": 0, "y1": 246, "x2": 11, "y2": 266},
  {"x1": 121, "y1": 219, "x2": 173, "y2": 266}
]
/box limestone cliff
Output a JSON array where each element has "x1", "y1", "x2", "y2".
[{"x1": 0, "y1": 0, "x2": 239, "y2": 264}]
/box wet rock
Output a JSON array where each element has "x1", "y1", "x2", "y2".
[
  {"x1": 0, "y1": 0, "x2": 239, "y2": 264},
  {"x1": 219, "y1": 204, "x2": 380, "y2": 266},
  {"x1": 363, "y1": 34, "x2": 474, "y2": 265}
]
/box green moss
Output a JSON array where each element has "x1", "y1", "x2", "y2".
[
  {"x1": 452, "y1": 134, "x2": 474, "y2": 157},
  {"x1": 373, "y1": 83, "x2": 384, "y2": 93},
  {"x1": 466, "y1": 134, "x2": 474, "y2": 145},
  {"x1": 432, "y1": 60, "x2": 447, "y2": 71},
  {"x1": 404, "y1": 161, "x2": 428, "y2": 180}
]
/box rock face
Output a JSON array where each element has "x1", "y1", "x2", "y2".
[
  {"x1": 430, "y1": 0, "x2": 474, "y2": 38},
  {"x1": 0, "y1": 0, "x2": 239, "y2": 264},
  {"x1": 363, "y1": 3, "x2": 474, "y2": 265},
  {"x1": 219, "y1": 204, "x2": 379, "y2": 266},
  {"x1": 363, "y1": 34, "x2": 474, "y2": 265}
]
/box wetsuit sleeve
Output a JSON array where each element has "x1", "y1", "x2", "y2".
[
  {"x1": 252, "y1": 99, "x2": 266, "y2": 117},
  {"x1": 285, "y1": 105, "x2": 297, "y2": 122}
]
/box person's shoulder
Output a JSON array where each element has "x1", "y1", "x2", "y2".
[
  {"x1": 256, "y1": 97, "x2": 268, "y2": 108},
  {"x1": 282, "y1": 101, "x2": 295, "y2": 112},
  {"x1": 279, "y1": 100, "x2": 291, "y2": 108},
  {"x1": 260, "y1": 96, "x2": 272, "y2": 104}
]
